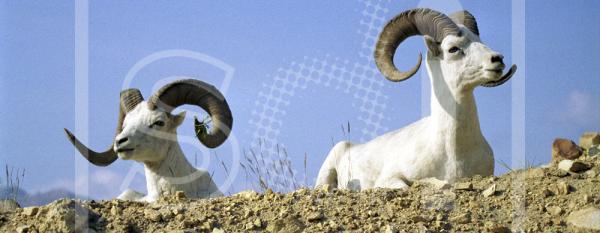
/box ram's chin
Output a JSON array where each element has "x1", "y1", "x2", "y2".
[
  {"x1": 117, "y1": 152, "x2": 134, "y2": 160},
  {"x1": 483, "y1": 72, "x2": 502, "y2": 82}
]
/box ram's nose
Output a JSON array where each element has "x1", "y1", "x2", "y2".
[
  {"x1": 116, "y1": 137, "x2": 129, "y2": 146},
  {"x1": 490, "y1": 54, "x2": 504, "y2": 65}
]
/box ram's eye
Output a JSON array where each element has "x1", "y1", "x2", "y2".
[
  {"x1": 448, "y1": 47, "x2": 460, "y2": 53},
  {"x1": 150, "y1": 120, "x2": 165, "y2": 128}
]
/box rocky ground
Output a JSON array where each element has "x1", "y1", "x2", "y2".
[{"x1": 1, "y1": 137, "x2": 599, "y2": 232}]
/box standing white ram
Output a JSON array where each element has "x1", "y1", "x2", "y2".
[
  {"x1": 65, "y1": 79, "x2": 233, "y2": 202},
  {"x1": 315, "y1": 8, "x2": 517, "y2": 190}
]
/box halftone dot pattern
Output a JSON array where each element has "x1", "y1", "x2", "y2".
[{"x1": 247, "y1": 0, "x2": 392, "y2": 191}]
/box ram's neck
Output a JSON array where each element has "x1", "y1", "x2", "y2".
[
  {"x1": 143, "y1": 140, "x2": 196, "y2": 199},
  {"x1": 426, "y1": 59, "x2": 485, "y2": 155}
]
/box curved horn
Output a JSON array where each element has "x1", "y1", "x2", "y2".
[
  {"x1": 148, "y1": 79, "x2": 233, "y2": 148},
  {"x1": 449, "y1": 10, "x2": 479, "y2": 35},
  {"x1": 374, "y1": 8, "x2": 461, "y2": 82},
  {"x1": 64, "y1": 89, "x2": 143, "y2": 166}
]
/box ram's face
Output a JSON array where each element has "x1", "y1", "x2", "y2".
[
  {"x1": 436, "y1": 28, "x2": 506, "y2": 89},
  {"x1": 114, "y1": 102, "x2": 186, "y2": 162}
]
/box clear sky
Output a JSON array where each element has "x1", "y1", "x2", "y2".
[{"x1": 1, "y1": 1, "x2": 599, "y2": 199}]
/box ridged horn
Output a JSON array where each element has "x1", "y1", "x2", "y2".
[
  {"x1": 449, "y1": 10, "x2": 479, "y2": 36},
  {"x1": 148, "y1": 79, "x2": 233, "y2": 148},
  {"x1": 64, "y1": 89, "x2": 143, "y2": 166},
  {"x1": 374, "y1": 8, "x2": 461, "y2": 82}
]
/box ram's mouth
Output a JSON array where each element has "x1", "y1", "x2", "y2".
[
  {"x1": 482, "y1": 64, "x2": 517, "y2": 87},
  {"x1": 116, "y1": 148, "x2": 135, "y2": 153},
  {"x1": 485, "y1": 69, "x2": 503, "y2": 73}
]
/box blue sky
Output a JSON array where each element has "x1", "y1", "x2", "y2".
[{"x1": 1, "y1": 1, "x2": 599, "y2": 199}]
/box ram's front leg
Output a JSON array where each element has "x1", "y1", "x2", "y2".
[{"x1": 117, "y1": 189, "x2": 145, "y2": 201}]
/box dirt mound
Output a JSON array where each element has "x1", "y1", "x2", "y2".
[{"x1": 1, "y1": 155, "x2": 598, "y2": 233}]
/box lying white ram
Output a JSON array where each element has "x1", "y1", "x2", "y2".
[
  {"x1": 316, "y1": 8, "x2": 517, "y2": 190},
  {"x1": 65, "y1": 79, "x2": 233, "y2": 202}
]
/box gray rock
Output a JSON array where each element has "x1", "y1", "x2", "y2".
[
  {"x1": 567, "y1": 206, "x2": 600, "y2": 232},
  {"x1": 589, "y1": 145, "x2": 600, "y2": 157},
  {"x1": 579, "y1": 132, "x2": 600, "y2": 150}
]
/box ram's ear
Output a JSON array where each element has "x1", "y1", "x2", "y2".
[
  {"x1": 172, "y1": 111, "x2": 186, "y2": 127},
  {"x1": 424, "y1": 35, "x2": 442, "y2": 58}
]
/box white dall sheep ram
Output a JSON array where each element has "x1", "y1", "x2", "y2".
[
  {"x1": 315, "y1": 9, "x2": 517, "y2": 190},
  {"x1": 65, "y1": 79, "x2": 233, "y2": 202}
]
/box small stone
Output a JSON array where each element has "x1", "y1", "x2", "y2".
[
  {"x1": 567, "y1": 206, "x2": 600, "y2": 232},
  {"x1": 412, "y1": 215, "x2": 431, "y2": 223},
  {"x1": 266, "y1": 217, "x2": 305, "y2": 233},
  {"x1": 583, "y1": 194, "x2": 592, "y2": 203},
  {"x1": 418, "y1": 177, "x2": 450, "y2": 190},
  {"x1": 235, "y1": 190, "x2": 259, "y2": 199},
  {"x1": 172, "y1": 207, "x2": 185, "y2": 215},
  {"x1": 144, "y1": 208, "x2": 162, "y2": 222},
  {"x1": 295, "y1": 188, "x2": 309, "y2": 195},
  {"x1": 553, "y1": 138, "x2": 583, "y2": 160},
  {"x1": 552, "y1": 181, "x2": 571, "y2": 195},
  {"x1": 485, "y1": 221, "x2": 511, "y2": 233},
  {"x1": 436, "y1": 213, "x2": 445, "y2": 221},
  {"x1": 454, "y1": 182, "x2": 473, "y2": 191},
  {"x1": 306, "y1": 211, "x2": 324, "y2": 222},
  {"x1": 525, "y1": 168, "x2": 546, "y2": 178},
  {"x1": 212, "y1": 228, "x2": 225, "y2": 233},
  {"x1": 450, "y1": 212, "x2": 471, "y2": 224},
  {"x1": 585, "y1": 169, "x2": 597, "y2": 178},
  {"x1": 542, "y1": 188, "x2": 553, "y2": 198},
  {"x1": 23, "y1": 206, "x2": 39, "y2": 216},
  {"x1": 327, "y1": 220, "x2": 338, "y2": 229},
  {"x1": 175, "y1": 191, "x2": 186, "y2": 200},
  {"x1": 579, "y1": 132, "x2": 600, "y2": 150},
  {"x1": 181, "y1": 220, "x2": 195, "y2": 228},
  {"x1": 482, "y1": 184, "x2": 497, "y2": 197},
  {"x1": 159, "y1": 208, "x2": 174, "y2": 220},
  {"x1": 546, "y1": 205, "x2": 563, "y2": 216},
  {"x1": 253, "y1": 218, "x2": 263, "y2": 228},
  {"x1": 383, "y1": 225, "x2": 398, "y2": 233},
  {"x1": 558, "y1": 160, "x2": 590, "y2": 173},
  {"x1": 110, "y1": 206, "x2": 121, "y2": 215},
  {"x1": 589, "y1": 145, "x2": 600, "y2": 157},
  {"x1": 16, "y1": 225, "x2": 30, "y2": 233}
]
